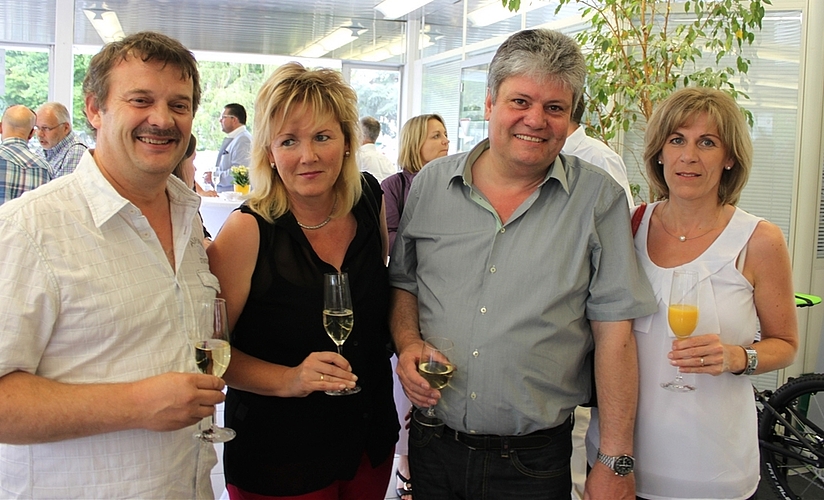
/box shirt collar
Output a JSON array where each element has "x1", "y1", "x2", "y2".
[
  {"x1": 226, "y1": 125, "x2": 247, "y2": 140},
  {"x1": 77, "y1": 150, "x2": 201, "y2": 228},
  {"x1": 447, "y1": 138, "x2": 570, "y2": 195}
]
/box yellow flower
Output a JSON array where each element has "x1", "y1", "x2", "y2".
[{"x1": 230, "y1": 166, "x2": 249, "y2": 187}]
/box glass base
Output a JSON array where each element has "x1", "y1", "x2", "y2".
[
  {"x1": 661, "y1": 381, "x2": 695, "y2": 392},
  {"x1": 194, "y1": 427, "x2": 236, "y2": 443},
  {"x1": 413, "y1": 408, "x2": 445, "y2": 427},
  {"x1": 325, "y1": 385, "x2": 361, "y2": 396}
]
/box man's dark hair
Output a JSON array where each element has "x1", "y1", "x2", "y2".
[
  {"x1": 571, "y1": 97, "x2": 586, "y2": 125},
  {"x1": 224, "y1": 103, "x2": 247, "y2": 125},
  {"x1": 83, "y1": 31, "x2": 201, "y2": 115}
]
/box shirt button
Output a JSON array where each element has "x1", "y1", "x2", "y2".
[
  {"x1": 490, "y1": 266, "x2": 496, "y2": 273},
  {"x1": 500, "y1": 227, "x2": 506, "y2": 234},
  {"x1": 472, "y1": 350, "x2": 479, "y2": 358},
  {"x1": 480, "y1": 307, "x2": 487, "y2": 314},
  {"x1": 470, "y1": 392, "x2": 477, "y2": 400}
]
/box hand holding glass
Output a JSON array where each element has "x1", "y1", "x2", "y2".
[
  {"x1": 194, "y1": 298, "x2": 236, "y2": 442},
  {"x1": 323, "y1": 272, "x2": 360, "y2": 396},
  {"x1": 661, "y1": 270, "x2": 699, "y2": 392},
  {"x1": 414, "y1": 337, "x2": 455, "y2": 427}
]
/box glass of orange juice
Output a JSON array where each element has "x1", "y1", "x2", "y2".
[{"x1": 662, "y1": 269, "x2": 699, "y2": 392}]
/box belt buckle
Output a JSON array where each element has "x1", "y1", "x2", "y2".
[{"x1": 500, "y1": 436, "x2": 511, "y2": 458}]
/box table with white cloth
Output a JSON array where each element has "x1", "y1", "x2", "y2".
[{"x1": 200, "y1": 196, "x2": 243, "y2": 237}]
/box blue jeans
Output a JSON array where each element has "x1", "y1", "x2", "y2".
[{"x1": 408, "y1": 417, "x2": 573, "y2": 499}]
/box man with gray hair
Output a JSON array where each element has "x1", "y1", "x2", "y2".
[
  {"x1": 389, "y1": 29, "x2": 655, "y2": 499},
  {"x1": 34, "y1": 102, "x2": 87, "y2": 178},
  {"x1": 357, "y1": 116, "x2": 396, "y2": 181},
  {"x1": 0, "y1": 105, "x2": 50, "y2": 205}
]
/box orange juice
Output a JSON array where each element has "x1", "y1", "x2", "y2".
[{"x1": 668, "y1": 304, "x2": 698, "y2": 339}]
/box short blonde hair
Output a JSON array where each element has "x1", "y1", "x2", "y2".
[
  {"x1": 644, "y1": 87, "x2": 752, "y2": 205},
  {"x1": 247, "y1": 62, "x2": 362, "y2": 223},
  {"x1": 397, "y1": 114, "x2": 446, "y2": 174}
]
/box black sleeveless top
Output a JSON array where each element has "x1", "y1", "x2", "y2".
[{"x1": 223, "y1": 174, "x2": 399, "y2": 496}]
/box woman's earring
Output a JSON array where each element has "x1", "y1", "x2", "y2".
[
  {"x1": 344, "y1": 151, "x2": 350, "y2": 158},
  {"x1": 271, "y1": 163, "x2": 276, "y2": 169},
  {"x1": 657, "y1": 160, "x2": 663, "y2": 165},
  {"x1": 724, "y1": 165, "x2": 732, "y2": 170}
]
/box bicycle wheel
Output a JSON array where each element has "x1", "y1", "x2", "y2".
[{"x1": 759, "y1": 373, "x2": 824, "y2": 499}]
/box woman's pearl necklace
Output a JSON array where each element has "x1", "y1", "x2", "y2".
[{"x1": 296, "y1": 196, "x2": 337, "y2": 230}]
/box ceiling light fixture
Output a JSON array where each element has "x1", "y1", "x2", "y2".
[
  {"x1": 467, "y1": 0, "x2": 545, "y2": 27},
  {"x1": 375, "y1": 0, "x2": 436, "y2": 20},
  {"x1": 296, "y1": 24, "x2": 367, "y2": 58},
  {"x1": 83, "y1": 7, "x2": 125, "y2": 43}
]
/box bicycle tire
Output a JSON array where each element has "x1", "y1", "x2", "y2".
[{"x1": 759, "y1": 373, "x2": 824, "y2": 499}]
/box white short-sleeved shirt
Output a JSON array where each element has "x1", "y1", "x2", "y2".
[
  {"x1": 562, "y1": 126, "x2": 634, "y2": 208},
  {"x1": 0, "y1": 151, "x2": 220, "y2": 499}
]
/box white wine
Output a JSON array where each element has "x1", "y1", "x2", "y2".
[
  {"x1": 418, "y1": 361, "x2": 455, "y2": 390},
  {"x1": 323, "y1": 309, "x2": 354, "y2": 346},
  {"x1": 195, "y1": 339, "x2": 231, "y2": 378}
]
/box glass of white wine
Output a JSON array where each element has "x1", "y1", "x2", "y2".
[
  {"x1": 413, "y1": 337, "x2": 455, "y2": 427},
  {"x1": 193, "y1": 297, "x2": 236, "y2": 442},
  {"x1": 323, "y1": 272, "x2": 360, "y2": 396},
  {"x1": 661, "y1": 269, "x2": 699, "y2": 392}
]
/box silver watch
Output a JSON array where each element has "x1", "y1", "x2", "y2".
[
  {"x1": 738, "y1": 345, "x2": 758, "y2": 376},
  {"x1": 596, "y1": 449, "x2": 635, "y2": 476}
]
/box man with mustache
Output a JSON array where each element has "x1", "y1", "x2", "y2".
[
  {"x1": 0, "y1": 31, "x2": 225, "y2": 499},
  {"x1": 389, "y1": 29, "x2": 655, "y2": 499}
]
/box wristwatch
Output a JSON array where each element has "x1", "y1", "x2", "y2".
[
  {"x1": 596, "y1": 449, "x2": 635, "y2": 476},
  {"x1": 737, "y1": 345, "x2": 758, "y2": 376}
]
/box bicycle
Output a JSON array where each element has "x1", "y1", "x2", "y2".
[{"x1": 757, "y1": 293, "x2": 824, "y2": 499}]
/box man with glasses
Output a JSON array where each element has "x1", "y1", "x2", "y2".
[
  {"x1": 0, "y1": 105, "x2": 50, "y2": 205},
  {"x1": 206, "y1": 102, "x2": 252, "y2": 192},
  {"x1": 34, "y1": 102, "x2": 87, "y2": 178}
]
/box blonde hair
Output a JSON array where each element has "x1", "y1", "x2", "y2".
[
  {"x1": 247, "y1": 62, "x2": 362, "y2": 223},
  {"x1": 644, "y1": 87, "x2": 752, "y2": 205},
  {"x1": 397, "y1": 114, "x2": 446, "y2": 174}
]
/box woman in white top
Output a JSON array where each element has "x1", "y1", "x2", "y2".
[{"x1": 588, "y1": 87, "x2": 798, "y2": 499}]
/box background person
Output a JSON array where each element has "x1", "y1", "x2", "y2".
[
  {"x1": 389, "y1": 29, "x2": 656, "y2": 500},
  {"x1": 0, "y1": 31, "x2": 225, "y2": 499},
  {"x1": 0, "y1": 105, "x2": 50, "y2": 205},
  {"x1": 381, "y1": 113, "x2": 449, "y2": 252},
  {"x1": 208, "y1": 102, "x2": 252, "y2": 192},
  {"x1": 34, "y1": 101, "x2": 88, "y2": 178},
  {"x1": 586, "y1": 86, "x2": 798, "y2": 500},
  {"x1": 357, "y1": 116, "x2": 397, "y2": 182},
  {"x1": 562, "y1": 98, "x2": 634, "y2": 208},
  {"x1": 207, "y1": 62, "x2": 398, "y2": 500}
]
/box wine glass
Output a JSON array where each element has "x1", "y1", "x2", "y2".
[
  {"x1": 323, "y1": 272, "x2": 360, "y2": 396},
  {"x1": 413, "y1": 337, "x2": 455, "y2": 427},
  {"x1": 193, "y1": 298, "x2": 236, "y2": 442},
  {"x1": 661, "y1": 269, "x2": 699, "y2": 392}
]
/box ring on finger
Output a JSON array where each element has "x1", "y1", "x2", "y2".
[
  {"x1": 700, "y1": 357, "x2": 705, "y2": 367},
  {"x1": 320, "y1": 373, "x2": 325, "y2": 381}
]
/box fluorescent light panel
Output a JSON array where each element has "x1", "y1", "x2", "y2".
[
  {"x1": 296, "y1": 26, "x2": 365, "y2": 58},
  {"x1": 83, "y1": 9, "x2": 125, "y2": 43},
  {"x1": 467, "y1": 1, "x2": 545, "y2": 27},
  {"x1": 375, "y1": 0, "x2": 436, "y2": 20}
]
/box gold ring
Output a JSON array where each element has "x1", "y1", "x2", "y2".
[
  {"x1": 320, "y1": 373, "x2": 325, "y2": 381},
  {"x1": 700, "y1": 357, "x2": 705, "y2": 366}
]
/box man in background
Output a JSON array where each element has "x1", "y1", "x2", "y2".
[
  {"x1": 0, "y1": 31, "x2": 225, "y2": 499},
  {"x1": 357, "y1": 116, "x2": 396, "y2": 182},
  {"x1": 562, "y1": 98, "x2": 634, "y2": 208},
  {"x1": 0, "y1": 105, "x2": 50, "y2": 205},
  {"x1": 34, "y1": 102, "x2": 88, "y2": 178},
  {"x1": 208, "y1": 102, "x2": 252, "y2": 192}
]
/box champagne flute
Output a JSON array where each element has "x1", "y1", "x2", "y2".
[
  {"x1": 193, "y1": 298, "x2": 236, "y2": 442},
  {"x1": 413, "y1": 337, "x2": 455, "y2": 427},
  {"x1": 323, "y1": 272, "x2": 360, "y2": 396},
  {"x1": 661, "y1": 269, "x2": 699, "y2": 392}
]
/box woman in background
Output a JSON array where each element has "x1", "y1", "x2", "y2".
[
  {"x1": 382, "y1": 114, "x2": 449, "y2": 253},
  {"x1": 587, "y1": 87, "x2": 798, "y2": 499},
  {"x1": 380, "y1": 113, "x2": 448, "y2": 500},
  {"x1": 208, "y1": 62, "x2": 398, "y2": 500}
]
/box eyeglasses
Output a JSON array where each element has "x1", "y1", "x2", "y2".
[{"x1": 34, "y1": 123, "x2": 65, "y2": 132}]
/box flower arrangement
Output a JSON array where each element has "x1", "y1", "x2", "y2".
[{"x1": 231, "y1": 166, "x2": 249, "y2": 187}]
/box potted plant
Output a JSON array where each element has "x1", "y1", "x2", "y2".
[{"x1": 231, "y1": 165, "x2": 250, "y2": 195}]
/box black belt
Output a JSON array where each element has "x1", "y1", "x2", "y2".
[{"x1": 440, "y1": 417, "x2": 572, "y2": 452}]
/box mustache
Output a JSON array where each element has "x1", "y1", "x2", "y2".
[{"x1": 133, "y1": 127, "x2": 183, "y2": 141}]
